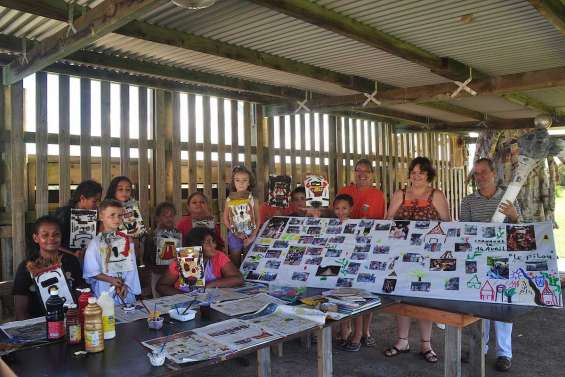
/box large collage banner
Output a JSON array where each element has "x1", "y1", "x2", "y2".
[{"x1": 241, "y1": 217, "x2": 562, "y2": 307}]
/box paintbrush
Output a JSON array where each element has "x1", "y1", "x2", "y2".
[
  {"x1": 138, "y1": 298, "x2": 151, "y2": 314},
  {"x1": 181, "y1": 299, "x2": 196, "y2": 315}
]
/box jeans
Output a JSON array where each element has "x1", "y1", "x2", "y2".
[{"x1": 484, "y1": 320, "x2": 512, "y2": 358}]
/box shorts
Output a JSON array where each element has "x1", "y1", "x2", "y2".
[{"x1": 228, "y1": 231, "x2": 244, "y2": 253}]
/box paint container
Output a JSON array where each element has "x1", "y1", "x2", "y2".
[
  {"x1": 199, "y1": 303, "x2": 211, "y2": 320},
  {"x1": 168, "y1": 309, "x2": 196, "y2": 322},
  {"x1": 147, "y1": 316, "x2": 164, "y2": 329},
  {"x1": 147, "y1": 351, "x2": 166, "y2": 367}
]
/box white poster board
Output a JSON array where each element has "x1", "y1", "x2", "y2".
[
  {"x1": 241, "y1": 217, "x2": 561, "y2": 307},
  {"x1": 69, "y1": 209, "x2": 97, "y2": 249}
]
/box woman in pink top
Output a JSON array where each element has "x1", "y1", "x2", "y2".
[
  {"x1": 156, "y1": 227, "x2": 243, "y2": 296},
  {"x1": 176, "y1": 192, "x2": 225, "y2": 250}
]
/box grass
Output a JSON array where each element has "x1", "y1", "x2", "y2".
[{"x1": 554, "y1": 186, "x2": 565, "y2": 258}]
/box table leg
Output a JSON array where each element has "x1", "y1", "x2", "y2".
[
  {"x1": 301, "y1": 334, "x2": 312, "y2": 352},
  {"x1": 257, "y1": 347, "x2": 271, "y2": 377},
  {"x1": 316, "y1": 326, "x2": 333, "y2": 377},
  {"x1": 271, "y1": 343, "x2": 283, "y2": 357},
  {"x1": 468, "y1": 319, "x2": 485, "y2": 377},
  {"x1": 444, "y1": 325, "x2": 462, "y2": 377}
]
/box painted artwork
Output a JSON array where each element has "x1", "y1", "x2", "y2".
[
  {"x1": 267, "y1": 175, "x2": 292, "y2": 208},
  {"x1": 227, "y1": 192, "x2": 257, "y2": 236},
  {"x1": 304, "y1": 175, "x2": 329, "y2": 208},
  {"x1": 177, "y1": 246, "x2": 205, "y2": 292},
  {"x1": 155, "y1": 228, "x2": 182, "y2": 266},
  {"x1": 69, "y1": 209, "x2": 97, "y2": 249},
  {"x1": 120, "y1": 200, "x2": 145, "y2": 238},
  {"x1": 31, "y1": 265, "x2": 75, "y2": 308},
  {"x1": 241, "y1": 217, "x2": 561, "y2": 308},
  {"x1": 100, "y1": 231, "x2": 134, "y2": 274}
]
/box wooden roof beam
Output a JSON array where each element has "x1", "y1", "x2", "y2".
[
  {"x1": 249, "y1": 0, "x2": 488, "y2": 81},
  {"x1": 528, "y1": 0, "x2": 565, "y2": 34},
  {"x1": 501, "y1": 92, "x2": 558, "y2": 115},
  {"x1": 2, "y1": 0, "x2": 167, "y2": 85}
]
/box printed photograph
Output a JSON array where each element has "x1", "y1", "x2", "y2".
[
  {"x1": 415, "y1": 221, "x2": 430, "y2": 229},
  {"x1": 357, "y1": 273, "x2": 376, "y2": 283},
  {"x1": 359, "y1": 219, "x2": 374, "y2": 228},
  {"x1": 369, "y1": 261, "x2": 387, "y2": 270},
  {"x1": 328, "y1": 218, "x2": 341, "y2": 226},
  {"x1": 373, "y1": 245, "x2": 390, "y2": 254},
  {"x1": 481, "y1": 226, "x2": 496, "y2": 238},
  {"x1": 402, "y1": 253, "x2": 423, "y2": 263},
  {"x1": 382, "y1": 278, "x2": 397, "y2": 293},
  {"x1": 316, "y1": 265, "x2": 341, "y2": 276},
  {"x1": 410, "y1": 233, "x2": 423, "y2": 246},
  {"x1": 328, "y1": 236, "x2": 346, "y2": 244},
  {"x1": 291, "y1": 272, "x2": 310, "y2": 282},
  {"x1": 286, "y1": 225, "x2": 301, "y2": 234},
  {"x1": 260, "y1": 217, "x2": 289, "y2": 239},
  {"x1": 464, "y1": 224, "x2": 478, "y2": 236},
  {"x1": 265, "y1": 249, "x2": 282, "y2": 259},
  {"x1": 259, "y1": 272, "x2": 278, "y2": 282},
  {"x1": 325, "y1": 248, "x2": 342, "y2": 258},
  {"x1": 305, "y1": 257, "x2": 323, "y2": 265},
  {"x1": 465, "y1": 260, "x2": 477, "y2": 274},
  {"x1": 312, "y1": 237, "x2": 328, "y2": 246},
  {"x1": 336, "y1": 277, "x2": 354, "y2": 288},
  {"x1": 265, "y1": 260, "x2": 281, "y2": 269},
  {"x1": 389, "y1": 221, "x2": 410, "y2": 240},
  {"x1": 487, "y1": 257, "x2": 509, "y2": 279},
  {"x1": 429, "y1": 258, "x2": 457, "y2": 272},
  {"x1": 506, "y1": 225, "x2": 537, "y2": 251},
  {"x1": 526, "y1": 260, "x2": 549, "y2": 272},
  {"x1": 410, "y1": 281, "x2": 431, "y2": 292},
  {"x1": 344, "y1": 262, "x2": 361, "y2": 275},
  {"x1": 252, "y1": 245, "x2": 269, "y2": 253},
  {"x1": 355, "y1": 235, "x2": 372, "y2": 244},
  {"x1": 283, "y1": 246, "x2": 306, "y2": 265},
  {"x1": 289, "y1": 218, "x2": 304, "y2": 225},
  {"x1": 351, "y1": 252, "x2": 368, "y2": 260},
  {"x1": 272, "y1": 240, "x2": 289, "y2": 249},
  {"x1": 353, "y1": 245, "x2": 371, "y2": 253},
  {"x1": 298, "y1": 235, "x2": 314, "y2": 244},
  {"x1": 445, "y1": 277, "x2": 460, "y2": 290},
  {"x1": 306, "y1": 218, "x2": 321, "y2": 226},
  {"x1": 344, "y1": 224, "x2": 357, "y2": 234},
  {"x1": 307, "y1": 226, "x2": 322, "y2": 235},
  {"x1": 447, "y1": 228, "x2": 461, "y2": 237},
  {"x1": 424, "y1": 237, "x2": 443, "y2": 252},
  {"x1": 374, "y1": 222, "x2": 392, "y2": 231},
  {"x1": 241, "y1": 261, "x2": 259, "y2": 272},
  {"x1": 455, "y1": 242, "x2": 471, "y2": 252},
  {"x1": 326, "y1": 226, "x2": 343, "y2": 234},
  {"x1": 305, "y1": 247, "x2": 323, "y2": 256}
]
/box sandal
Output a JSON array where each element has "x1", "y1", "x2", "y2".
[
  {"x1": 383, "y1": 338, "x2": 410, "y2": 357},
  {"x1": 338, "y1": 341, "x2": 361, "y2": 352},
  {"x1": 419, "y1": 340, "x2": 438, "y2": 363},
  {"x1": 361, "y1": 335, "x2": 377, "y2": 347}
]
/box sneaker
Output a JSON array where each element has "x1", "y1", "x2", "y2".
[{"x1": 495, "y1": 356, "x2": 511, "y2": 372}]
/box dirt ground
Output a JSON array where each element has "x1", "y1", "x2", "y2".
[{"x1": 187, "y1": 292, "x2": 565, "y2": 377}]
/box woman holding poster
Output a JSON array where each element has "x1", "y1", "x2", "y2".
[{"x1": 384, "y1": 157, "x2": 450, "y2": 363}]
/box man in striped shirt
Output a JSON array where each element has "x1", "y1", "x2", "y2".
[{"x1": 459, "y1": 158, "x2": 521, "y2": 372}]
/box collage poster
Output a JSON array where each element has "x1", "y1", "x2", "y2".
[{"x1": 241, "y1": 217, "x2": 561, "y2": 307}]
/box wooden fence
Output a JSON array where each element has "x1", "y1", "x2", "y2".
[{"x1": 0, "y1": 72, "x2": 468, "y2": 284}]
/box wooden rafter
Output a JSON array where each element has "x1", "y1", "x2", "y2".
[
  {"x1": 528, "y1": 0, "x2": 565, "y2": 34},
  {"x1": 2, "y1": 0, "x2": 167, "y2": 85},
  {"x1": 249, "y1": 0, "x2": 487, "y2": 81},
  {"x1": 501, "y1": 92, "x2": 557, "y2": 115}
]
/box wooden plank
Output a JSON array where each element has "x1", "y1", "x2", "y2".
[
  {"x1": 309, "y1": 113, "x2": 316, "y2": 175},
  {"x1": 120, "y1": 84, "x2": 130, "y2": 177},
  {"x1": 299, "y1": 114, "x2": 306, "y2": 183},
  {"x1": 80, "y1": 77, "x2": 91, "y2": 181},
  {"x1": 468, "y1": 319, "x2": 486, "y2": 377},
  {"x1": 527, "y1": 0, "x2": 565, "y2": 34},
  {"x1": 267, "y1": 117, "x2": 275, "y2": 176},
  {"x1": 2, "y1": 0, "x2": 166, "y2": 85},
  {"x1": 289, "y1": 115, "x2": 297, "y2": 186},
  {"x1": 231, "y1": 100, "x2": 239, "y2": 168},
  {"x1": 172, "y1": 92, "x2": 182, "y2": 212},
  {"x1": 187, "y1": 94, "x2": 197, "y2": 194},
  {"x1": 58, "y1": 75, "x2": 71, "y2": 205},
  {"x1": 137, "y1": 87, "x2": 149, "y2": 221},
  {"x1": 279, "y1": 115, "x2": 287, "y2": 176},
  {"x1": 255, "y1": 106, "x2": 267, "y2": 204},
  {"x1": 444, "y1": 325, "x2": 462, "y2": 377},
  {"x1": 383, "y1": 303, "x2": 479, "y2": 328},
  {"x1": 319, "y1": 114, "x2": 326, "y2": 178},
  {"x1": 343, "y1": 117, "x2": 351, "y2": 184},
  {"x1": 316, "y1": 326, "x2": 333, "y2": 377},
  {"x1": 154, "y1": 90, "x2": 167, "y2": 203},
  {"x1": 100, "y1": 81, "x2": 112, "y2": 191},
  {"x1": 202, "y1": 95, "x2": 212, "y2": 201},
  {"x1": 327, "y1": 115, "x2": 337, "y2": 200},
  {"x1": 243, "y1": 102, "x2": 252, "y2": 170},
  {"x1": 9, "y1": 82, "x2": 26, "y2": 271},
  {"x1": 217, "y1": 98, "x2": 227, "y2": 215},
  {"x1": 257, "y1": 347, "x2": 271, "y2": 377},
  {"x1": 335, "y1": 117, "x2": 344, "y2": 188},
  {"x1": 35, "y1": 72, "x2": 48, "y2": 216}
]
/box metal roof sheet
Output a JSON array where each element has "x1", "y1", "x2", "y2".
[{"x1": 522, "y1": 87, "x2": 565, "y2": 114}]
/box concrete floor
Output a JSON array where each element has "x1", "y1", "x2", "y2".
[{"x1": 187, "y1": 292, "x2": 565, "y2": 377}]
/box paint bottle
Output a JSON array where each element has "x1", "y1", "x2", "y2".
[
  {"x1": 97, "y1": 291, "x2": 116, "y2": 340},
  {"x1": 77, "y1": 288, "x2": 92, "y2": 332},
  {"x1": 65, "y1": 304, "x2": 81, "y2": 345},
  {"x1": 45, "y1": 288, "x2": 66, "y2": 340},
  {"x1": 84, "y1": 297, "x2": 104, "y2": 353}
]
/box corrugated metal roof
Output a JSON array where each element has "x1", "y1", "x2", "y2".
[
  {"x1": 522, "y1": 87, "x2": 565, "y2": 114},
  {"x1": 318, "y1": 0, "x2": 565, "y2": 76},
  {"x1": 140, "y1": 0, "x2": 451, "y2": 88},
  {"x1": 0, "y1": 6, "x2": 65, "y2": 41},
  {"x1": 381, "y1": 103, "x2": 477, "y2": 123},
  {"x1": 446, "y1": 95, "x2": 540, "y2": 118},
  {"x1": 92, "y1": 33, "x2": 357, "y2": 96}
]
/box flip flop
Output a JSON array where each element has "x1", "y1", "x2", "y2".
[
  {"x1": 420, "y1": 349, "x2": 439, "y2": 363},
  {"x1": 383, "y1": 345, "x2": 410, "y2": 357},
  {"x1": 339, "y1": 341, "x2": 361, "y2": 352},
  {"x1": 361, "y1": 335, "x2": 377, "y2": 347}
]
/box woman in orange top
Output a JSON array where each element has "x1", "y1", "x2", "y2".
[{"x1": 384, "y1": 157, "x2": 450, "y2": 363}]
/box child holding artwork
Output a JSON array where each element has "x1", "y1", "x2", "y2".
[
  {"x1": 54, "y1": 179, "x2": 103, "y2": 256},
  {"x1": 105, "y1": 176, "x2": 146, "y2": 240},
  {"x1": 83, "y1": 200, "x2": 141, "y2": 304},
  {"x1": 176, "y1": 192, "x2": 225, "y2": 250},
  {"x1": 143, "y1": 202, "x2": 182, "y2": 298},
  {"x1": 333, "y1": 194, "x2": 376, "y2": 352},
  {"x1": 260, "y1": 185, "x2": 308, "y2": 225},
  {"x1": 156, "y1": 227, "x2": 243, "y2": 296},
  {"x1": 223, "y1": 166, "x2": 259, "y2": 267},
  {"x1": 13, "y1": 216, "x2": 83, "y2": 320}
]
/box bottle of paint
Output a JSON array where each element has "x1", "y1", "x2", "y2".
[
  {"x1": 65, "y1": 303, "x2": 81, "y2": 345},
  {"x1": 77, "y1": 288, "x2": 92, "y2": 333},
  {"x1": 84, "y1": 297, "x2": 104, "y2": 353},
  {"x1": 97, "y1": 291, "x2": 116, "y2": 340},
  {"x1": 45, "y1": 288, "x2": 66, "y2": 340}
]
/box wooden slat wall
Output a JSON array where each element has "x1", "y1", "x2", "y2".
[
  {"x1": 100, "y1": 81, "x2": 112, "y2": 190},
  {"x1": 231, "y1": 100, "x2": 239, "y2": 168},
  {"x1": 217, "y1": 99, "x2": 227, "y2": 210},
  {"x1": 244, "y1": 102, "x2": 252, "y2": 170},
  {"x1": 80, "y1": 78, "x2": 91, "y2": 181},
  {"x1": 202, "y1": 96, "x2": 212, "y2": 201},
  {"x1": 172, "y1": 92, "x2": 182, "y2": 212},
  {"x1": 187, "y1": 94, "x2": 197, "y2": 194},
  {"x1": 35, "y1": 73, "x2": 48, "y2": 217},
  {"x1": 120, "y1": 84, "x2": 130, "y2": 177},
  {"x1": 58, "y1": 76, "x2": 71, "y2": 206},
  {"x1": 290, "y1": 115, "x2": 297, "y2": 187},
  {"x1": 138, "y1": 87, "x2": 149, "y2": 220}
]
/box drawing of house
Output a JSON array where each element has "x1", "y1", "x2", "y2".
[
  {"x1": 427, "y1": 223, "x2": 445, "y2": 236},
  {"x1": 466, "y1": 274, "x2": 481, "y2": 289},
  {"x1": 480, "y1": 281, "x2": 495, "y2": 301},
  {"x1": 541, "y1": 280, "x2": 557, "y2": 306}
]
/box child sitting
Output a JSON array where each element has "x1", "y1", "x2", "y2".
[
  {"x1": 83, "y1": 199, "x2": 141, "y2": 304},
  {"x1": 13, "y1": 216, "x2": 83, "y2": 320},
  {"x1": 156, "y1": 227, "x2": 243, "y2": 296},
  {"x1": 143, "y1": 202, "x2": 182, "y2": 298}
]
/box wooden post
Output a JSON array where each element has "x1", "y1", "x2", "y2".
[
  {"x1": 58, "y1": 75, "x2": 71, "y2": 205},
  {"x1": 100, "y1": 81, "x2": 112, "y2": 190},
  {"x1": 316, "y1": 326, "x2": 333, "y2": 377},
  {"x1": 320, "y1": 114, "x2": 326, "y2": 178},
  {"x1": 290, "y1": 115, "x2": 297, "y2": 187},
  {"x1": 80, "y1": 77, "x2": 91, "y2": 181},
  {"x1": 257, "y1": 346, "x2": 271, "y2": 377},
  {"x1": 202, "y1": 95, "x2": 212, "y2": 201},
  {"x1": 279, "y1": 115, "x2": 287, "y2": 176},
  {"x1": 468, "y1": 319, "x2": 486, "y2": 377},
  {"x1": 309, "y1": 113, "x2": 316, "y2": 175},
  {"x1": 217, "y1": 98, "x2": 227, "y2": 216},
  {"x1": 328, "y1": 115, "x2": 337, "y2": 200},
  {"x1": 335, "y1": 116, "x2": 344, "y2": 188},
  {"x1": 244, "y1": 102, "x2": 252, "y2": 170},
  {"x1": 35, "y1": 72, "x2": 48, "y2": 216},
  {"x1": 172, "y1": 92, "x2": 182, "y2": 212},
  {"x1": 138, "y1": 87, "x2": 150, "y2": 218},
  {"x1": 231, "y1": 99, "x2": 239, "y2": 167},
  {"x1": 343, "y1": 118, "x2": 351, "y2": 184},
  {"x1": 154, "y1": 90, "x2": 167, "y2": 204},
  {"x1": 255, "y1": 106, "x2": 267, "y2": 204},
  {"x1": 120, "y1": 84, "x2": 130, "y2": 177},
  {"x1": 267, "y1": 116, "x2": 275, "y2": 176},
  {"x1": 187, "y1": 94, "x2": 197, "y2": 194},
  {"x1": 299, "y1": 114, "x2": 306, "y2": 183},
  {"x1": 444, "y1": 325, "x2": 462, "y2": 377},
  {"x1": 9, "y1": 82, "x2": 26, "y2": 272}
]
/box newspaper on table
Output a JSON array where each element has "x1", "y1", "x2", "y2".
[
  {"x1": 0, "y1": 316, "x2": 46, "y2": 343},
  {"x1": 210, "y1": 292, "x2": 286, "y2": 316},
  {"x1": 241, "y1": 303, "x2": 325, "y2": 336},
  {"x1": 193, "y1": 318, "x2": 281, "y2": 350},
  {"x1": 114, "y1": 294, "x2": 200, "y2": 323}
]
